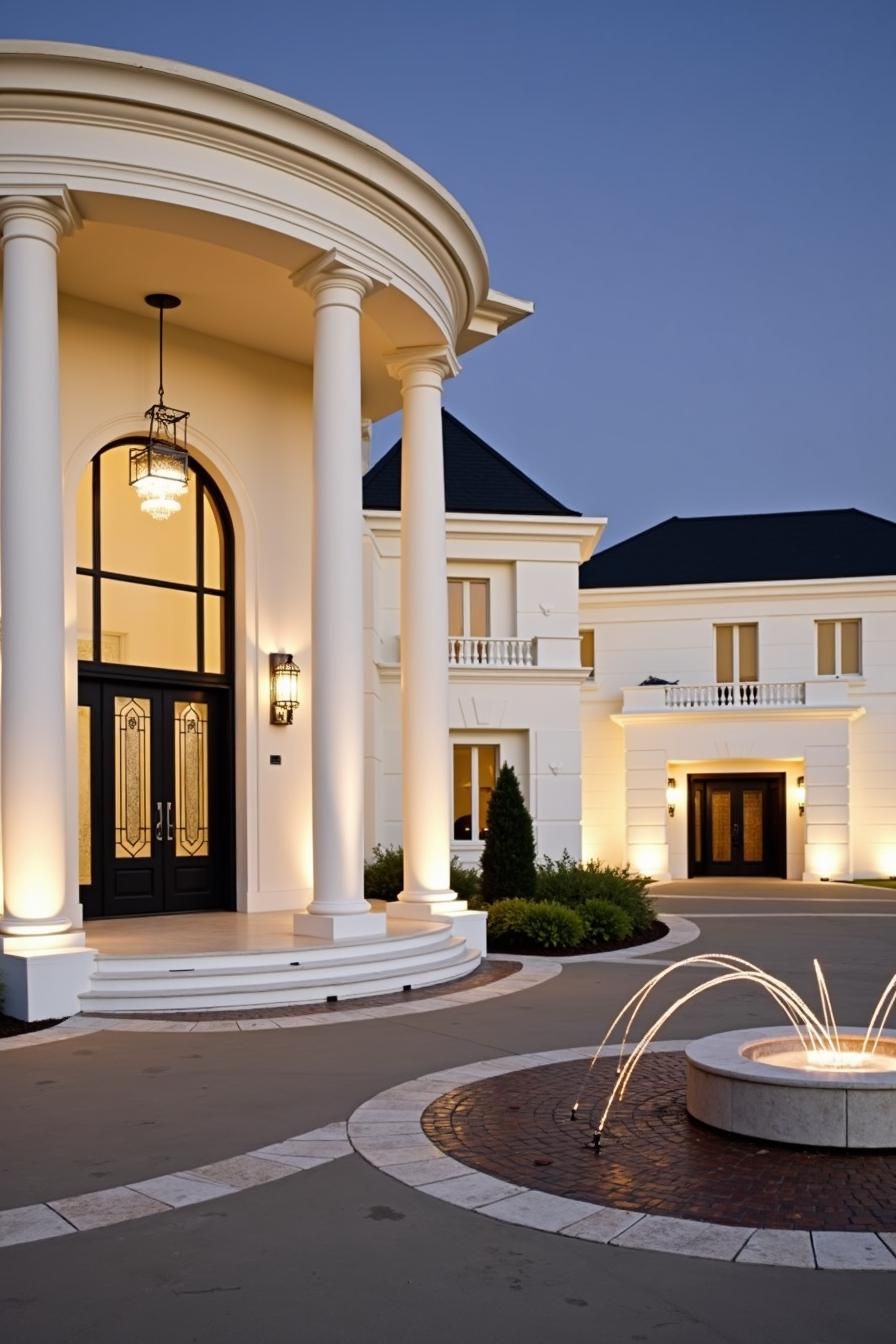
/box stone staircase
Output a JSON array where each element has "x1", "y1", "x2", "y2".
[{"x1": 78, "y1": 919, "x2": 479, "y2": 1014}]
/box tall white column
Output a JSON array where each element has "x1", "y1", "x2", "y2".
[
  {"x1": 292, "y1": 253, "x2": 385, "y2": 939},
  {"x1": 0, "y1": 194, "x2": 80, "y2": 937},
  {"x1": 387, "y1": 348, "x2": 464, "y2": 919}
]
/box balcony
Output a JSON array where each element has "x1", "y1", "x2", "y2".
[
  {"x1": 448, "y1": 637, "x2": 535, "y2": 668},
  {"x1": 621, "y1": 679, "x2": 855, "y2": 713}
]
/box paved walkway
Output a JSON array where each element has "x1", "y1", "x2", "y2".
[{"x1": 2, "y1": 881, "x2": 896, "y2": 1342}]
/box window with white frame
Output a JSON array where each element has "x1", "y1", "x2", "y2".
[
  {"x1": 817, "y1": 619, "x2": 861, "y2": 676},
  {"x1": 448, "y1": 578, "x2": 490, "y2": 639},
  {"x1": 453, "y1": 744, "x2": 499, "y2": 841},
  {"x1": 715, "y1": 623, "x2": 758, "y2": 683}
]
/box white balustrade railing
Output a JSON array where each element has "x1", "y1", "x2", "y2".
[
  {"x1": 663, "y1": 681, "x2": 806, "y2": 710},
  {"x1": 448, "y1": 636, "x2": 535, "y2": 668}
]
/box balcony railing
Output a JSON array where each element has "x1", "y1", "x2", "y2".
[
  {"x1": 620, "y1": 679, "x2": 854, "y2": 713},
  {"x1": 664, "y1": 681, "x2": 806, "y2": 709},
  {"x1": 448, "y1": 637, "x2": 535, "y2": 668}
]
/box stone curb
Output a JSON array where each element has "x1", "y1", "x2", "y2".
[
  {"x1": 0, "y1": 957, "x2": 561, "y2": 1049},
  {"x1": 552, "y1": 914, "x2": 701, "y2": 964},
  {"x1": 0, "y1": 1123, "x2": 352, "y2": 1250},
  {"x1": 347, "y1": 1044, "x2": 896, "y2": 1271}
]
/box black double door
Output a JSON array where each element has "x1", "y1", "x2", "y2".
[
  {"x1": 689, "y1": 774, "x2": 786, "y2": 878},
  {"x1": 79, "y1": 679, "x2": 233, "y2": 918}
]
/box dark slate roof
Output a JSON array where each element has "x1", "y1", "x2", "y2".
[
  {"x1": 579, "y1": 509, "x2": 896, "y2": 588},
  {"x1": 362, "y1": 410, "x2": 579, "y2": 516}
]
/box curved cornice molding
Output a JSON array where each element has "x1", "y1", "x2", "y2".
[{"x1": 0, "y1": 41, "x2": 492, "y2": 338}]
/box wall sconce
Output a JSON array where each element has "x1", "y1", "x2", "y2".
[
  {"x1": 270, "y1": 653, "x2": 301, "y2": 725},
  {"x1": 666, "y1": 777, "x2": 677, "y2": 818},
  {"x1": 796, "y1": 776, "x2": 806, "y2": 817}
]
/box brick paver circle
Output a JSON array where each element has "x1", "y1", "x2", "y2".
[{"x1": 421, "y1": 1052, "x2": 896, "y2": 1232}]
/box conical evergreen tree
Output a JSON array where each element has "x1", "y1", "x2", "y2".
[{"x1": 480, "y1": 763, "x2": 536, "y2": 904}]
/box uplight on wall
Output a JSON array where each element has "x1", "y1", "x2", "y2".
[
  {"x1": 270, "y1": 653, "x2": 301, "y2": 725},
  {"x1": 796, "y1": 776, "x2": 806, "y2": 817},
  {"x1": 666, "y1": 777, "x2": 678, "y2": 817}
]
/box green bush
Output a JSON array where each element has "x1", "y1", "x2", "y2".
[
  {"x1": 363, "y1": 845, "x2": 481, "y2": 903},
  {"x1": 480, "y1": 763, "x2": 537, "y2": 905},
  {"x1": 363, "y1": 845, "x2": 405, "y2": 901},
  {"x1": 534, "y1": 853, "x2": 654, "y2": 932},
  {"x1": 579, "y1": 897, "x2": 634, "y2": 944},
  {"x1": 487, "y1": 898, "x2": 584, "y2": 951}
]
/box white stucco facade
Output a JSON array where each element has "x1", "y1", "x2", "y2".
[
  {"x1": 1, "y1": 42, "x2": 893, "y2": 1022},
  {"x1": 580, "y1": 577, "x2": 893, "y2": 883}
]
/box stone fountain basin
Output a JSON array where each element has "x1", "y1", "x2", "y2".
[{"x1": 686, "y1": 1027, "x2": 896, "y2": 1149}]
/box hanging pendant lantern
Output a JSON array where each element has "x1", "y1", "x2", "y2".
[{"x1": 130, "y1": 293, "x2": 190, "y2": 521}]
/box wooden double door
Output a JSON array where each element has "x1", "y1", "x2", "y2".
[
  {"x1": 79, "y1": 679, "x2": 233, "y2": 918},
  {"x1": 689, "y1": 774, "x2": 786, "y2": 878}
]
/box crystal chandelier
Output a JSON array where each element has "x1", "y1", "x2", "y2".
[{"x1": 130, "y1": 294, "x2": 190, "y2": 521}]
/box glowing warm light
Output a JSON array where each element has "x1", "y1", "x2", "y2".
[
  {"x1": 629, "y1": 845, "x2": 666, "y2": 878},
  {"x1": 795, "y1": 775, "x2": 806, "y2": 816},
  {"x1": 573, "y1": 955, "x2": 896, "y2": 1138},
  {"x1": 132, "y1": 466, "x2": 189, "y2": 521},
  {"x1": 666, "y1": 777, "x2": 679, "y2": 817}
]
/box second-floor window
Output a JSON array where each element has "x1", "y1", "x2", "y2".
[
  {"x1": 715, "y1": 623, "x2": 758, "y2": 683},
  {"x1": 448, "y1": 578, "x2": 489, "y2": 638},
  {"x1": 580, "y1": 628, "x2": 595, "y2": 677},
  {"x1": 453, "y1": 744, "x2": 499, "y2": 841},
  {"x1": 817, "y1": 619, "x2": 861, "y2": 676}
]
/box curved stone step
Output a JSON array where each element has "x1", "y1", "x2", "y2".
[{"x1": 77, "y1": 945, "x2": 481, "y2": 1013}]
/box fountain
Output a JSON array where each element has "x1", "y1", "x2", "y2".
[{"x1": 573, "y1": 956, "x2": 896, "y2": 1150}]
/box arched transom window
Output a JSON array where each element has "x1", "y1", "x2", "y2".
[{"x1": 76, "y1": 441, "x2": 232, "y2": 675}]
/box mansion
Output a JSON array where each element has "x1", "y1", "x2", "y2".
[{"x1": 0, "y1": 41, "x2": 893, "y2": 1020}]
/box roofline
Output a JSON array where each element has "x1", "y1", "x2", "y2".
[
  {"x1": 366, "y1": 510, "x2": 606, "y2": 561},
  {"x1": 0, "y1": 40, "x2": 495, "y2": 334},
  {"x1": 579, "y1": 572, "x2": 896, "y2": 604}
]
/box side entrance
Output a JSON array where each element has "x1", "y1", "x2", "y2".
[{"x1": 688, "y1": 773, "x2": 786, "y2": 878}]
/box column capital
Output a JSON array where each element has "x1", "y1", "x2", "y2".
[
  {"x1": 0, "y1": 187, "x2": 81, "y2": 247},
  {"x1": 291, "y1": 247, "x2": 389, "y2": 307},
  {"x1": 386, "y1": 345, "x2": 461, "y2": 388}
]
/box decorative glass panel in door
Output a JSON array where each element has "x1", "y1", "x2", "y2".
[
  {"x1": 174, "y1": 701, "x2": 209, "y2": 857},
  {"x1": 114, "y1": 696, "x2": 152, "y2": 859}
]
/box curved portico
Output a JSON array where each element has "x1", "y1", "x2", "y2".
[{"x1": 0, "y1": 41, "x2": 530, "y2": 1016}]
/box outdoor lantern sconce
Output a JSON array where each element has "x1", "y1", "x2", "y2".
[
  {"x1": 666, "y1": 777, "x2": 677, "y2": 817},
  {"x1": 270, "y1": 653, "x2": 301, "y2": 725},
  {"x1": 130, "y1": 294, "x2": 190, "y2": 521},
  {"x1": 796, "y1": 776, "x2": 806, "y2": 817}
]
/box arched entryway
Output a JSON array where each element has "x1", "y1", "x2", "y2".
[{"x1": 76, "y1": 439, "x2": 235, "y2": 918}]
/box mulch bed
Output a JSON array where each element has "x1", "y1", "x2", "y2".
[
  {"x1": 422, "y1": 1052, "x2": 896, "y2": 1232},
  {"x1": 90, "y1": 956, "x2": 521, "y2": 1022},
  {"x1": 490, "y1": 919, "x2": 668, "y2": 958},
  {"x1": 0, "y1": 1014, "x2": 63, "y2": 1039}
]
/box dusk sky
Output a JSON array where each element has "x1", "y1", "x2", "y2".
[{"x1": 5, "y1": 1, "x2": 895, "y2": 542}]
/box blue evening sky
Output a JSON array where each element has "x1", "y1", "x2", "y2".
[{"x1": 4, "y1": 1, "x2": 895, "y2": 541}]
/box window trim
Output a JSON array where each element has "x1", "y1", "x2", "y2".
[
  {"x1": 452, "y1": 742, "x2": 500, "y2": 844},
  {"x1": 816, "y1": 618, "x2": 862, "y2": 678},
  {"x1": 714, "y1": 622, "x2": 759, "y2": 684},
  {"x1": 447, "y1": 577, "x2": 490, "y2": 639}
]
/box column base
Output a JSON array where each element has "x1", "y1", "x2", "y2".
[
  {"x1": 0, "y1": 929, "x2": 86, "y2": 953},
  {"x1": 293, "y1": 910, "x2": 387, "y2": 941},
  {"x1": 391, "y1": 896, "x2": 466, "y2": 921},
  {"x1": 0, "y1": 945, "x2": 95, "y2": 1021},
  {"x1": 0, "y1": 914, "x2": 74, "y2": 938}
]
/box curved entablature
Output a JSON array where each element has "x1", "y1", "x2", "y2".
[{"x1": 0, "y1": 40, "x2": 531, "y2": 401}]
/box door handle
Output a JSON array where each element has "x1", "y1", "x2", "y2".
[
  {"x1": 155, "y1": 802, "x2": 163, "y2": 841},
  {"x1": 166, "y1": 801, "x2": 174, "y2": 842}
]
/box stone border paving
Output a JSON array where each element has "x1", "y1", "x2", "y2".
[
  {"x1": 552, "y1": 913, "x2": 700, "y2": 964},
  {"x1": 0, "y1": 1123, "x2": 352, "y2": 1250},
  {"x1": 347, "y1": 1044, "x2": 896, "y2": 1271},
  {"x1": 0, "y1": 957, "x2": 561, "y2": 1050}
]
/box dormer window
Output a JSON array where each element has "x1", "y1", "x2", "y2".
[{"x1": 715, "y1": 624, "x2": 758, "y2": 683}]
